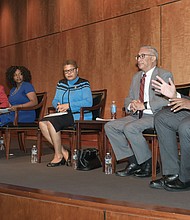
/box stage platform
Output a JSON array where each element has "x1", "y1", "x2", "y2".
[{"x1": 0, "y1": 140, "x2": 190, "y2": 219}]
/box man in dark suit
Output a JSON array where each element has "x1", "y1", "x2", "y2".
[
  {"x1": 104, "y1": 45, "x2": 173, "y2": 177},
  {"x1": 150, "y1": 76, "x2": 190, "y2": 191}
]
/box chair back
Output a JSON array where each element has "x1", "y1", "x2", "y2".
[
  {"x1": 47, "y1": 90, "x2": 107, "y2": 121},
  {"x1": 91, "y1": 89, "x2": 107, "y2": 120},
  {"x1": 13, "y1": 92, "x2": 47, "y2": 126},
  {"x1": 176, "y1": 83, "x2": 190, "y2": 96},
  {"x1": 35, "y1": 92, "x2": 47, "y2": 122}
]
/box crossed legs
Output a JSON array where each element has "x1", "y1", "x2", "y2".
[{"x1": 39, "y1": 121, "x2": 69, "y2": 163}]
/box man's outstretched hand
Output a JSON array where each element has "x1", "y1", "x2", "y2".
[{"x1": 152, "y1": 76, "x2": 177, "y2": 99}]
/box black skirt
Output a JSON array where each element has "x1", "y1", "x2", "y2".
[{"x1": 41, "y1": 110, "x2": 74, "y2": 132}]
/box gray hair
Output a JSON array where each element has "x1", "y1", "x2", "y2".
[{"x1": 141, "y1": 45, "x2": 158, "y2": 61}]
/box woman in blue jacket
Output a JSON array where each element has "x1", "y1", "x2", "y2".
[{"x1": 39, "y1": 60, "x2": 93, "y2": 167}]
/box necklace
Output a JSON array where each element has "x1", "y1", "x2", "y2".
[{"x1": 11, "y1": 82, "x2": 23, "y2": 96}]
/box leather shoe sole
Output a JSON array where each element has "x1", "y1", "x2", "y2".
[
  {"x1": 150, "y1": 174, "x2": 179, "y2": 189},
  {"x1": 164, "y1": 178, "x2": 190, "y2": 192},
  {"x1": 115, "y1": 163, "x2": 141, "y2": 177}
]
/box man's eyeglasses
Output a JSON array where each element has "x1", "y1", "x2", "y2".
[
  {"x1": 64, "y1": 68, "x2": 76, "y2": 74},
  {"x1": 135, "y1": 54, "x2": 155, "y2": 60}
]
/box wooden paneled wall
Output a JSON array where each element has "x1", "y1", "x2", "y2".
[
  {"x1": 0, "y1": 183, "x2": 190, "y2": 220},
  {"x1": 0, "y1": 0, "x2": 189, "y2": 118}
]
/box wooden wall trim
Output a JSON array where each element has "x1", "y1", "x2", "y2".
[{"x1": 0, "y1": 183, "x2": 190, "y2": 220}]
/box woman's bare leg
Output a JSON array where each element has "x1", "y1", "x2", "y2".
[
  {"x1": 39, "y1": 121, "x2": 69, "y2": 163},
  {"x1": 39, "y1": 121, "x2": 53, "y2": 145}
]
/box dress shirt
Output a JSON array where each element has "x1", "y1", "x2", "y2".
[{"x1": 143, "y1": 66, "x2": 156, "y2": 115}]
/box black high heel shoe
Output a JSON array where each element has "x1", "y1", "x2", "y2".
[
  {"x1": 65, "y1": 150, "x2": 72, "y2": 166},
  {"x1": 47, "y1": 157, "x2": 65, "y2": 167}
]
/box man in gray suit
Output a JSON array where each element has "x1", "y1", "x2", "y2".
[
  {"x1": 150, "y1": 76, "x2": 190, "y2": 191},
  {"x1": 104, "y1": 45, "x2": 173, "y2": 177}
]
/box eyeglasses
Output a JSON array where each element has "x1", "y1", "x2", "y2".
[
  {"x1": 135, "y1": 54, "x2": 155, "y2": 60},
  {"x1": 64, "y1": 68, "x2": 76, "y2": 74}
]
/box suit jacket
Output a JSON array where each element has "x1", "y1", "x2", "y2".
[
  {"x1": 182, "y1": 94, "x2": 190, "y2": 100},
  {"x1": 124, "y1": 66, "x2": 173, "y2": 115},
  {"x1": 0, "y1": 85, "x2": 9, "y2": 108}
]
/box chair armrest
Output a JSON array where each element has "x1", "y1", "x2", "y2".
[
  {"x1": 48, "y1": 106, "x2": 56, "y2": 114},
  {"x1": 13, "y1": 101, "x2": 44, "y2": 126},
  {"x1": 80, "y1": 103, "x2": 103, "y2": 120},
  {"x1": 13, "y1": 92, "x2": 47, "y2": 126}
]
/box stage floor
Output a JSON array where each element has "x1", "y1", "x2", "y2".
[{"x1": 0, "y1": 139, "x2": 190, "y2": 212}]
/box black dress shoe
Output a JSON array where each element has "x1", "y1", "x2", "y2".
[
  {"x1": 164, "y1": 178, "x2": 190, "y2": 192},
  {"x1": 134, "y1": 162, "x2": 160, "y2": 178},
  {"x1": 115, "y1": 163, "x2": 141, "y2": 177},
  {"x1": 149, "y1": 174, "x2": 179, "y2": 189},
  {"x1": 47, "y1": 158, "x2": 65, "y2": 167}
]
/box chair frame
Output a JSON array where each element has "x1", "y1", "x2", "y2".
[
  {"x1": 1, "y1": 92, "x2": 47, "y2": 160},
  {"x1": 37, "y1": 89, "x2": 107, "y2": 163}
]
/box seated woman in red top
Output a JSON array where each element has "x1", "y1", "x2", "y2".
[{"x1": 0, "y1": 85, "x2": 9, "y2": 108}]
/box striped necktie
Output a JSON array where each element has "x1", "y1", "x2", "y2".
[{"x1": 139, "y1": 73, "x2": 146, "y2": 119}]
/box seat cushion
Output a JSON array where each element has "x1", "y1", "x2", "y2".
[{"x1": 143, "y1": 128, "x2": 157, "y2": 135}]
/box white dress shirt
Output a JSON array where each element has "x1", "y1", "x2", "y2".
[{"x1": 143, "y1": 66, "x2": 156, "y2": 115}]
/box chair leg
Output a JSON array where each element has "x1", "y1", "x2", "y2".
[
  {"x1": 18, "y1": 131, "x2": 27, "y2": 152},
  {"x1": 5, "y1": 130, "x2": 11, "y2": 159},
  {"x1": 37, "y1": 130, "x2": 42, "y2": 163},
  {"x1": 97, "y1": 131, "x2": 103, "y2": 162},
  {"x1": 152, "y1": 137, "x2": 159, "y2": 181},
  {"x1": 70, "y1": 132, "x2": 75, "y2": 150},
  {"x1": 70, "y1": 133, "x2": 76, "y2": 164},
  {"x1": 110, "y1": 142, "x2": 116, "y2": 173}
]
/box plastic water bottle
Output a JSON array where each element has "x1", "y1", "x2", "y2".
[
  {"x1": 73, "y1": 149, "x2": 78, "y2": 170},
  {"x1": 31, "y1": 145, "x2": 38, "y2": 163},
  {"x1": 0, "y1": 136, "x2": 4, "y2": 150},
  {"x1": 105, "y1": 152, "x2": 112, "y2": 174},
  {"x1": 111, "y1": 101, "x2": 117, "y2": 119}
]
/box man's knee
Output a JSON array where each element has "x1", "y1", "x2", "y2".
[
  {"x1": 104, "y1": 121, "x2": 113, "y2": 133},
  {"x1": 123, "y1": 123, "x2": 139, "y2": 135},
  {"x1": 154, "y1": 109, "x2": 167, "y2": 125},
  {"x1": 178, "y1": 121, "x2": 190, "y2": 137}
]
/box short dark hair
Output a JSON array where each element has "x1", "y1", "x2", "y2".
[
  {"x1": 63, "y1": 60, "x2": 78, "y2": 69},
  {"x1": 6, "y1": 66, "x2": 32, "y2": 87}
]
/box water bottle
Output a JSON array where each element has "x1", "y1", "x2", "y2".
[
  {"x1": 111, "y1": 101, "x2": 117, "y2": 119},
  {"x1": 31, "y1": 145, "x2": 38, "y2": 163},
  {"x1": 105, "y1": 152, "x2": 112, "y2": 174},
  {"x1": 73, "y1": 149, "x2": 78, "y2": 170},
  {"x1": 0, "y1": 136, "x2": 4, "y2": 150}
]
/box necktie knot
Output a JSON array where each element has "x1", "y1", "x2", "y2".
[
  {"x1": 143, "y1": 73, "x2": 146, "y2": 77},
  {"x1": 140, "y1": 73, "x2": 146, "y2": 82}
]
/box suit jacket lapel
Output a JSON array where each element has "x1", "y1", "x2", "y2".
[{"x1": 136, "y1": 71, "x2": 143, "y2": 99}]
